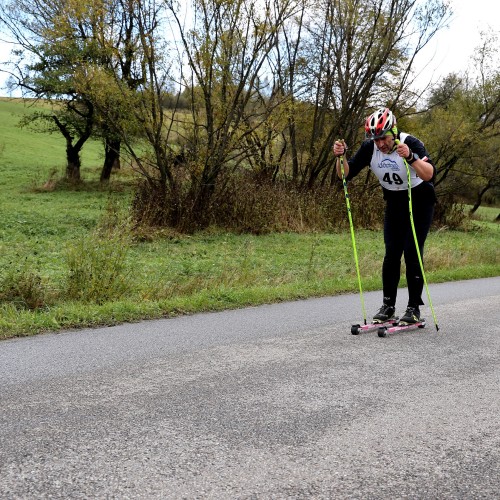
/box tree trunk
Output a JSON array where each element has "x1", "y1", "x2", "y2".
[
  {"x1": 101, "y1": 138, "x2": 121, "y2": 182},
  {"x1": 288, "y1": 117, "x2": 299, "y2": 181},
  {"x1": 469, "y1": 179, "x2": 493, "y2": 214},
  {"x1": 52, "y1": 112, "x2": 93, "y2": 182},
  {"x1": 65, "y1": 144, "x2": 81, "y2": 181}
]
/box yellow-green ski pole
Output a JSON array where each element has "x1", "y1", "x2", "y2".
[
  {"x1": 396, "y1": 139, "x2": 439, "y2": 331},
  {"x1": 339, "y1": 147, "x2": 367, "y2": 325}
]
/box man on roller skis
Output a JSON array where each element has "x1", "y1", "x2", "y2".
[{"x1": 333, "y1": 108, "x2": 436, "y2": 324}]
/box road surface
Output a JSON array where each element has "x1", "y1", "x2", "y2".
[{"x1": 1, "y1": 277, "x2": 499, "y2": 498}]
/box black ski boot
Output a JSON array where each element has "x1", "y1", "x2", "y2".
[
  {"x1": 373, "y1": 303, "x2": 396, "y2": 323},
  {"x1": 400, "y1": 306, "x2": 420, "y2": 324}
]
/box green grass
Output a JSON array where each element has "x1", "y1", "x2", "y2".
[
  {"x1": 0, "y1": 98, "x2": 499, "y2": 339},
  {"x1": 469, "y1": 205, "x2": 499, "y2": 223},
  {"x1": 0, "y1": 98, "x2": 102, "y2": 172}
]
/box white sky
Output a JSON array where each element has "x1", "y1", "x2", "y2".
[
  {"x1": 0, "y1": 0, "x2": 499, "y2": 97},
  {"x1": 413, "y1": 0, "x2": 500, "y2": 86}
]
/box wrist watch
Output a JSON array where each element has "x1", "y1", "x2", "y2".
[{"x1": 408, "y1": 153, "x2": 419, "y2": 164}]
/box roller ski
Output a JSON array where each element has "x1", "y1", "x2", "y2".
[
  {"x1": 378, "y1": 319, "x2": 426, "y2": 337},
  {"x1": 378, "y1": 307, "x2": 426, "y2": 337},
  {"x1": 351, "y1": 303, "x2": 398, "y2": 335},
  {"x1": 351, "y1": 317, "x2": 399, "y2": 335}
]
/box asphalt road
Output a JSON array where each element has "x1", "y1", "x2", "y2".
[{"x1": 1, "y1": 277, "x2": 499, "y2": 499}]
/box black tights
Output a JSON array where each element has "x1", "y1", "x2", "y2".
[{"x1": 382, "y1": 192, "x2": 434, "y2": 308}]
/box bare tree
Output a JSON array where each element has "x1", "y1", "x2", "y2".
[
  {"x1": 416, "y1": 31, "x2": 499, "y2": 211},
  {"x1": 270, "y1": 0, "x2": 451, "y2": 188},
  {"x1": 164, "y1": 0, "x2": 301, "y2": 228}
]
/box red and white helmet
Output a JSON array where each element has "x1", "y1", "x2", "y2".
[{"x1": 365, "y1": 108, "x2": 397, "y2": 139}]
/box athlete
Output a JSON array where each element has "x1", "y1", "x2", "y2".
[{"x1": 333, "y1": 108, "x2": 436, "y2": 324}]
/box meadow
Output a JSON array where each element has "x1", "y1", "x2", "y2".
[{"x1": 0, "y1": 98, "x2": 498, "y2": 339}]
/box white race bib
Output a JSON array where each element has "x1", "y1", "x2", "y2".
[{"x1": 370, "y1": 133, "x2": 423, "y2": 191}]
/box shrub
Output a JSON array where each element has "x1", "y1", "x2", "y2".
[
  {"x1": 433, "y1": 194, "x2": 469, "y2": 230},
  {"x1": 65, "y1": 202, "x2": 132, "y2": 304},
  {"x1": 0, "y1": 259, "x2": 47, "y2": 310},
  {"x1": 131, "y1": 173, "x2": 385, "y2": 234},
  {"x1": 131, "y1": 171, "x2": 471, "y2": 235}
]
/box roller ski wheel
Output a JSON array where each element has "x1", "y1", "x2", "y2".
[
  {"x1": 351, "y1": 325, "x2": 361, "y2": 335},
  {"x1": 378, "y1": 326, "x2": 388, "y2": 338}
]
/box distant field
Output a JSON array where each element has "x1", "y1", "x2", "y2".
[
  {"x1": 0, "y1": 97, "x2": 104, "y2": 178},
  {"x1": 470, "y1": 205, "x2": 499, "y2": 223},
  {"x1": 0, "y1": 98, "x2": 498, "y2": 339}
]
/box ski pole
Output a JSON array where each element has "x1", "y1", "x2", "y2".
[
  {"x1": 339, "y1": 144, "x2": 367, "y2": 325},
  {"x1": 396, "y1": 139, "x2": 439, "y2": 331}
]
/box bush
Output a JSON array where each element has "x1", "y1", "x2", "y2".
[
  {"x1": 131, "y1": 170, "x2": 471, "y2": 235},
  {"x1": 0, "y1": 259, "x2": 47, "y2": 310},
  {"x1": 433, "y1": 194, "x2": 469, "y2": 230},
  {"x1": 131, "y1": 174, "x2": 385, "y2": 234},
  {"x1": 65, "y1": 204, "x2": 132, "y2": 304}
]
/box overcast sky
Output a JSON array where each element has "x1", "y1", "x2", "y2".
[
  {"x1": 413, "y1": 0, "x2": 500, "y2": 86},
  {"x1": 0, "y1": 0, "x2": 498, "y2": 97}
]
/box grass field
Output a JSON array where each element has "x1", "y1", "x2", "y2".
[{"x1": 0, "y1": 98, "x2": 499, "y2": 339}]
